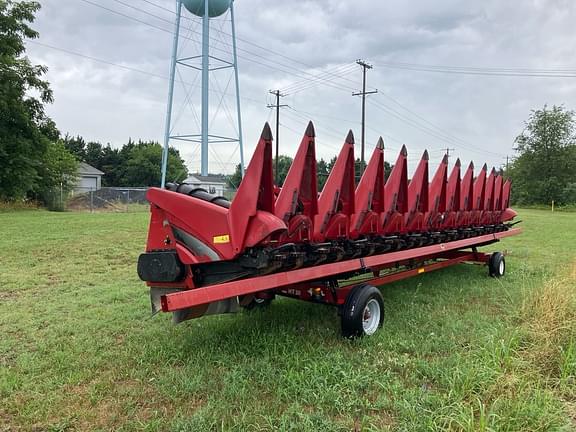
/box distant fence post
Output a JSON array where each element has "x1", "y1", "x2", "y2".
[{"x1": 90, "y1": 189, "x2": 94, "y2": 213}]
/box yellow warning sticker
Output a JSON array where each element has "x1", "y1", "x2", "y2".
[
  {"x1": 417, "y1": 268, "x2": 425, "y2": 274},
  {"x1": 213, "y1": 234, "x2": 230, "y2": 244}
]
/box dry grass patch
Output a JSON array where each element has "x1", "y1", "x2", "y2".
[{"x1": 520, "y1": 261, "x2": 576, "y2": 385}]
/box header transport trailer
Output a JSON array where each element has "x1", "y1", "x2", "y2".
[{"x1": 137, "y1": 122, "x2": 521, "y2": 337}]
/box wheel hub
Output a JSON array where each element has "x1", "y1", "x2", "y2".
[{"x1": 362, "y1": 299, "x2": 381, "y2": 335}]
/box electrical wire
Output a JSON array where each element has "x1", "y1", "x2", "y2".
[
  {"x1": 377, "y1": 61, "x2": 576, "y2": 78},
  {"x1": 27, "y1": 40, "x2": 265, "y2": 106},
  {"x1": 54, "y1": 2, "x2": 514, "y2": 161},
  {"x1": 77, "y1": 0, "x2": 358, "y2": 95}
]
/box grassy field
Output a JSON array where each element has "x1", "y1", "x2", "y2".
[{"x1": 1, "y1": 209, "x2": 575, "y2": 431}]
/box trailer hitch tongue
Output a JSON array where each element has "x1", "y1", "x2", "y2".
[{"x1": 150, "y1": 287, "x2": 240, "y2": 322}]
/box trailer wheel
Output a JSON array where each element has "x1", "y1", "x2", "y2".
[
  {"x1": 488, "y1": 252, "x2": 505, "y2": 277},
  {"x1": 341, "y1": 285, "x2": 384, "y2": 338},
  {"x1": 239, "y1": 295, "x2": 273, "y2": 310}
]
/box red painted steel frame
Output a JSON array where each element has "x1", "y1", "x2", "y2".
[{"x1": 161, "y1": 228, "x2": 522, "y2": 312}]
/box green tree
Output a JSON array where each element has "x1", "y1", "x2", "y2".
[
  {"x1": 98, "y1": 144, "x2": 123, "y2": 186},
  {"x1": 122, "y1": 141, "x2": 188, "y2": 186},
  {"x1": 36, "y1": 140, "x2": 78, "y2": 210},
  {"x1": 273, "y1": 155, "x2": 293, "y2": 187},
  {"x1": 510, "y1": 105, "x2": 576, "y2": 205},
  {"x1": 84, "y1": 141, "x2": 104, "y2": 168},
  {"x1": 227, "y1": 163, "x2": 242, "y2": 190},
  {"x1": 317, "y1": 158, "x2": 330, "y2": 190},
  {"x1": 0, "y1": 0, "x2": 57, "y2": 200},
  {"x1": 62, "y1": 134, "x2": 87, "y2": 161},
  {"x1": 227, "y1": 155, "x2": 294, "y2": 190}
]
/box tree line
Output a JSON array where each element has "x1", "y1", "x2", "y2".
[
  {"x1": 227, "y1": 106, "x2": 576, "y2": 208},
  {"x1": 507, "y1": 105, "x2": 576, "y2": 206},
  {"x1": 1, "y1": 1, "x2": 574, "y2": 209},
  {"x1": 227, "y1": 155, "x2": 392, "y2": 191},
  {"x1": 0, "y1": 0, "x2": 75, "y2": 203},
  {"x1": 0, "y1": 1, "x2": 187, "y2": 208},
  {"x1": 62, "y1": 136, "x2": 188, "y2": 188}
]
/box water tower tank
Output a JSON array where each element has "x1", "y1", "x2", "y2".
[{"x1": 182, "y1": 0, "x2": 232, "y2": 18}]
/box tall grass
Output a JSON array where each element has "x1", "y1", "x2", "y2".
[
  {"x1": 0, "y1": 200, "x2": 39, "y2": 212},
  {"x1": 520, "y1": 264, "x2": 576, "y2": 391}
]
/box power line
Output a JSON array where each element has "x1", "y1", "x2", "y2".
[
  {"x1": 134, "y1": 0, "x2": 378, "y2": 91},
  {"x1": 375, "y1": 90, "x2": 470, "y2": 147},
  {"x1": 76, "y1": 0, "x2": 358, "y2": 96},
  {"x1": 135, "y1": 0, "x2": 199, "y2": 22},
  {"x1": 280, "y1": 63, "x2": 358, "y2": 94},
  {"x1": 380, "y1": 60, "x2": 576, "y2": 73},
  {"x1": 377, "y1": 61, "x2": 576, "y2": 78},
  {"x1": 27, "y1": 40, "x2": 266, "y2": 106},
  {"x1": 54, "y1": 2, "x2": 512, "y2": 161},
  {"x1": 368, "y1": 98, "x2": 505, "y2": 157}
]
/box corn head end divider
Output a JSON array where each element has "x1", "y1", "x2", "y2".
[{"x1": 138, "y1": 122, "x2": 521, "y2": 337}]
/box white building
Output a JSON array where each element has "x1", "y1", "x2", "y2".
[
  {"x1": 75, "y1": 162, "x2": 104, "y2": 193},
  {"x1": 183, "y1": 174, "x2": 228, "y2": 196}
]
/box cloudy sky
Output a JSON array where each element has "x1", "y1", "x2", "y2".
[{"x1": 28, "y1": 0, "x2": 576, "y2": 175}]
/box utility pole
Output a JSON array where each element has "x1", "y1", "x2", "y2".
[
  {"x1": 353, "y1": 60, "x2": 378, "y2": 171},
  {"x1": 503, "y1": 155, "x2": 510, "y2": 177},
  {"x1": 445, "y1": 147, "x2": 455, "y2": 161},
  {"x1": 267, "y1": 90, "x2": 288, "y2": 184}
]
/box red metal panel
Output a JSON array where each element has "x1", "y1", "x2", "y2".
[
  {"x1": 405, "y1": 150, "x2": 429, "y2": 232},
  {"x1": 459, "y1": 162, "x2": 474, "y2": 226},
  {"x1": 484, "y1": 168, "x2": 496, "y2": 211},
  {"x1": 481, "y1": 168, "x2": 496, "y2": 224},
  {"x1": 313, "y1": 130, "x2": 356, "y2": 241},
  {"x1": 351, "y1": 137, "x2": 385, "y2": 238},
  {"x1": 493, "y1": 174, "x2": 503, "y2": 212},
  {"x1": 502, "y1": 179, "x2": 512, "y2": 210},
  {"x1": 275, "y1": 122, "x2": 318, "y2": 243},
  {"x1": 146, "y1": 188, "x2": 232, "y2": 261},
  {"x1": 461, "y1": 162, "x2": 474, "y2": 211},
  {"x1": 382, "y1": 146, "x2": 408, "y2": 234},
  {"x1": 228, "y1": 123, "x2": 284, "y2": 253},
  {"x1": 427, "y1": 154, "x2": 448, "y2": 229},
  {"x1": 472, "y1": 164, "x2": 487, "y2": 226},
  {"x1": 443, "y1": 158, "x2": 461, "y2": 229},
  {"x1": 161, "y1": 228, "x2": 522, "y2": 312}
]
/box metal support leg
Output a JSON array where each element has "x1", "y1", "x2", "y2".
[
  {"x1": 201, "y1": 0, "x2": 210, "y2": 176},
  {"x1": 230, "y1": 0, "x2": 244, "y2": 177},
  {"x1": 161, "y1": 0, "x2": 183, "y2": 188}
]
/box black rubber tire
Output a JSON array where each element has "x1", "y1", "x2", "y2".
[
  {"x1": 239, "y1": 295, "x2": 273, "y2": 310},
  {"x1": 488, "y1": 252, "x2": 506, "y2": 277},
  {"x1": 341, "y1": 285, "x2": 384, "y2": 338}
]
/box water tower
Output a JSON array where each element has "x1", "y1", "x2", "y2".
[{"x1": 161, "y1": 0, "x2": 244, "y2": 186}]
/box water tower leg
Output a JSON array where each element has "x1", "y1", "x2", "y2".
[
  {"x1": 201, "y1": 0, "x2": 210, "y2": 176},
  {"x1": 230, "y1": 0, "x2": 244, "y2": 177},
  {"x1": 161, "y1": 0, "x2": 183, "y2": 188}
]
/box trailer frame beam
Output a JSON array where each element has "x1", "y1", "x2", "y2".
[{"x1": 160, "y1": 228, "x2": 521, "y2": 312}]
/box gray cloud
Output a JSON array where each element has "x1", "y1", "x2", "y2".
[{"x1": 28, "y1": 0, "x2": 576, "y2": 174}]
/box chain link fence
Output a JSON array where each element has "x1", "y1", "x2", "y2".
[
  {"x1": 67, "y1": 187, "x2": 149, "y2": 212},
  {"x1": 66, "y1": 185, "x2": 238, "y2": 212}
]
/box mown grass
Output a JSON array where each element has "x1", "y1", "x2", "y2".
[{"x1": 0, "y1": 209, "x2": 574, "y2": 431}]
